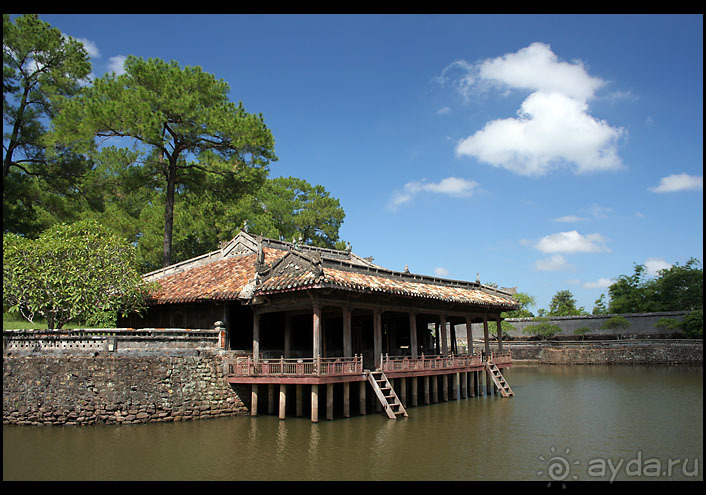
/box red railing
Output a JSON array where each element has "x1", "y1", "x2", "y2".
[
  {"x1": 491, "y1": 350, "x2": 512, "y2": 366},
  {"x1": 381, "y1": 352, "x2": 484, "y2": 373},
  {"x1": 228, "y1": 355, "x2": 364, "y2": 377}
]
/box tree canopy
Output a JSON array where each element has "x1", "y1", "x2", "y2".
[
  {"x1": 46, "y1": 55, "x2": 278, "y2": 267},
  {"x1": 3, "y1": 220, "x2": 154, "y2": 329}
]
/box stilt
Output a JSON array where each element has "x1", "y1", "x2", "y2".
[
  {"x1": 251, "y1": 384, "x2": 258, "y2": 416},
  {"x1": 431, "y1": 375, "x2": 438, "y2": 403},
  {"x1": 442, "y1": 374, "x2": 449, "y2": 401},
  {"x1": 359, "y1": 381, "x2": 366, "y2": 415},
  {"x1": 460, "y1": 372, "x2": 467, "y2": 399},
  {"x1": 268, "y1": 384, "x2": 275, "y2": 414},
  {"x1": 343, "y1": 382, "x2": 350, "y2": 418},
  {"x1": 311, "y1": 384, "x2": 319, "y2": 423},
  {"x1": 326, "y1": 383, "x2": 334, "y2": 420},
  {"x1": 399, "y1": 378, "x2": 407, "y2": 407},
  {"x1": 296, "y1": 384, "x2": 303, "y2": 416},
  {"x1": 424, "y1": 375, "x2": 430, "y2": 404},
  {"x1": 412, "y1": 377, "x2": 418, "y2": 406},
  {"x1": 279, "y1": 384, "x2": 286, "y2": 420},
  {"x1": 470, "y1": 371, "x2": 476, "y2": 397}
]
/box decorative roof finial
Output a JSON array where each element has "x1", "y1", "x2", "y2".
[
  {"x1": 243, "y1": 219, "x2": 249, "y2": 233},
  {"x1": 404, "y1": 264, "x2": 410, "y2": 273},
  {"x1": 476, "y1": 272, "x2": 480, "y2": 284}
]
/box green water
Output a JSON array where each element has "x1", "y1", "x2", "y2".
[{"x1": 3, "y1": 365, "x2": 702, "y2": 481}]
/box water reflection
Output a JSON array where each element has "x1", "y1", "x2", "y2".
[{"x1": 3, "y1": 365, "x2": 702, "y2": 481}]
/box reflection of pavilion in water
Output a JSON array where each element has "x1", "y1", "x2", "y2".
[{"x1": 120, "y1": 232, "x2": 517, "y2": 422}]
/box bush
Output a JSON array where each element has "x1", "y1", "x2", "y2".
[
  {"x1": 682, "y1": 309, "x2": 703, "y2": 339},
  {"x1": 523, "y1": 317, "x2": 561, "y2": 340}
]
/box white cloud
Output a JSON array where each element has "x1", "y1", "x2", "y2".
[
  {"x1": 74, "y1": 37, "x2": 101, "y2": 58},
  {"x1": 649, "y1": 173, "x2": 703, "y2": 193},
  {"x1": 436, "y1": 106, "x2": 451, "y2": 115},
  {"x1": 534, "y1": 230, "x2": 610, "y2": 254},
  {"x1": 583, "y1": 277, "x2": 613, "y2": 289},
  {"x1": 554, "y1": 215, "x2": 585, "y2": 223},
  {"x1": 456, "y1": 91, "x2": 624, "y2": 176},
  {"x1": 644, "y1": 257, "x2": 672, "y2": 276},
  {"x1": 389, "y1": 177, "x2": 479, "y2": 210},
  {"x1": 441, "y1": 42, "x2": 625, "y2": 176},
  {"x1": 476, "y1": 42, "x2": 605, "y2": 101},
  {"x1": 107, "y1": 55, "x2": 127, "y2": 76},
  {"x1": 434, "y1": 267, "x2": 449, "y2": 277},
  {"x1": 534, "y1": 254, "x2": 572, "y2": 272}
]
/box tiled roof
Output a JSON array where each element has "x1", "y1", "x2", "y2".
[{"x1": 146, "y1": 233, "x2": 518, "y2": 310}]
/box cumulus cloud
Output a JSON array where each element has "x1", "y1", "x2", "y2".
[
  {"x1": 389, "y1": 177, "x2": 479, "y2": 210},
  {"x1": 533, "y1": 230, "x2": 610, "y2": 254},
  {"x1": 649, "y1": 173, "x2": 703, "y2": 193},
  {"x1": 534, "y1": 254, "x2": 572, "y2": 272},
  {"x1": 107, "y1": 55, "x2": 128, "y2": 76},
  {"x1": 441, "y1": 42, "x2": 625, "y2": 176},
  {"x1": 73, "y1": 37, "x2": 100, "y2": 58},
  {"x1": 583, "y1": 277, "x2": 613, "y2": 289},
  {"x1": 644, "y1": 257, "x2": 672, "y2": 276}
]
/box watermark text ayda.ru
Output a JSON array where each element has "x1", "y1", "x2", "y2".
[{"x1": 538, "y1": 447, "x2": 700, "y2": 482}]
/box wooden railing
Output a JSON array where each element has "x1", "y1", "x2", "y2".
[
  {"x1": 381, "y1": 352, "x2": 484, "y2": 373},
  {"x1": 227, "y1": 355, "x2": 364, "y2": 377},
  {"x1": 490, "y1": 350, "x2": 512, "y2": 366}
]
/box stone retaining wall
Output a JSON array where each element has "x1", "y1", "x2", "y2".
[
  {"x1": 3, "y1": 351, "x2": 249, "y2": 426},
  {"x1": 506, "y1": 339, "x2": 703, "y2": 365}
]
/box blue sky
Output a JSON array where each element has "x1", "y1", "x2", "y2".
[{"x1": 36, "y1": 13, "x2": 703, "y2": 314}]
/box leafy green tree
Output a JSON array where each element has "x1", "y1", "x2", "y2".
[
  {"x1": 3, "y1": 14, "x2": 93, "y2": 235},
  {"x1": 46, "y1": 56, "x2": 277, "y2": 267},
  {"x1": 504, "y1": 292, "x2": 536, "y2": 318},
  {"x1": 574, "y1": 326, "x2": 591, "y2": 340},
  {"x1": 592, "y1": 294, "x2": 608, "y2": 315},
  {"x1": 250, "y1": 176, "x2": 346, "y2": 249},
  {"x1": 681, "y1": 309, "x2": 703, "y2": 339},
  {"x1": 651, "y1": 258, "x2": 703, "y2": 311},
  {"x1": 548, "y1": 290, "x2": 586, "y2": 316},
  {"x1": 523, "y1": 317, "x2": 561, "y2": 340},
  {"x1": 607, "y1": 259, "x2": 703, "y2": 313},
  {"x1": 600, "y1": 316, "x2": 630, "y2": 338},
  {"x1": 3, "y1": 220, "x2": 155, "y2": 329}
]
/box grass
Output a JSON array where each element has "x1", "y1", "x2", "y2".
[{"x1": 3, "y1": 312, "x2": 92, "y2": 330}]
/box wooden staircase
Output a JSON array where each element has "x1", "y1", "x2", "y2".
[
  {"x1": 485, "y1": 361, "x2": 514, "y2": 397},
  {"x1": 366, "y1": 370, "x2": 408, "y2": 419}
]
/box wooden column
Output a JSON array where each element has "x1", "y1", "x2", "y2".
[
  {"x1": 279, "y1": 384, "x2": 287, "y2": 420},
  {"x1": 252, "y1": 311, "x2": 261, "y2": 364},
  {"x1": 423, "y1": 375, "x2": 430, "y2": 404},
  {"x1": 251, "y1": 384, "x2": 258, "y2": 416},
  {"x1": 431, "y1": 375, "x2": 438, "y2": 403},
  {"x1": 343, "y1": 305, "x2": 352, "y2": 358},
  {"x1": 399, "y1": 378, "x2": 407, "y2": 407},
  {"x1": 409, "y1": 312, "x2": 418, "y2": 358},
  {"x1": 284, "y1": 314, "x2": 291, "y2": 358},
  {"x1": 466, "y1": 316, "x2": 474, "y2": 354},
  {"x1": 497, "y1": 316, "x2": 504, "y2": 352},
  {"x1": 442, "y1": 374, "x2": 448, "y2": 401},
  {"x1": 483, "y1": 315, "x2": 491, "y2": 395},
  {"x1": 440, "y1": 314, "x2": 448, "y2": 356},
  {"x1": 412, "y1": 376, "x2": 418, "y2": 406},
  {"x1": 313, "y1": 304, "x2": 321, "y2": 362},
  {"x1": 373, "y1": 308, "x2": 382, "y2": 369},
  {"x1": 469, "y1": 370, "x2": 476, "y2": 397},
  {"x1": 311, "y1": 384, "x2": 319, "y2": 423}
]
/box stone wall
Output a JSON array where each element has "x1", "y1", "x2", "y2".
[
  {"x1": 3, "y1": 329, "x2": 250, "y2": 426},
  {"x1": 506, "y1": 339, "x2": 703, "y2": 365}
]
